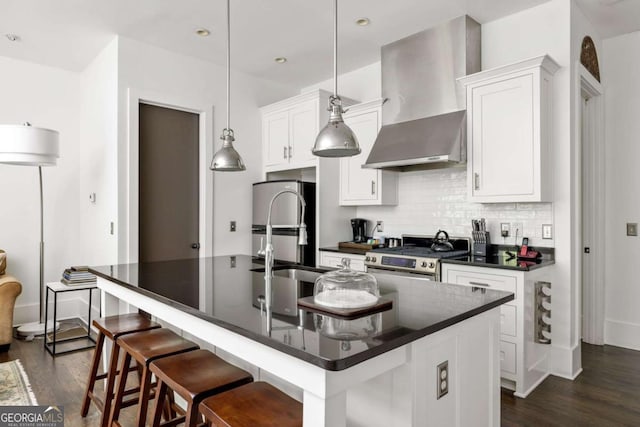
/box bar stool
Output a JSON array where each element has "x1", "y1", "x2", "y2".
[
  {"x1": 199, "y1": 382, "x2": 302, "y2": 427},
  {"x1": 149, "y1": 349, "x2": 254, "y2": 427},
  {"x1": 81, "y1": 313, "x2": 161, "y2": 427},
  {"x1": 108, "y1": 328, "x2": 200, "y2": 427}
]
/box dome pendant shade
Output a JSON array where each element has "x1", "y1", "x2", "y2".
[
  {"x1": 0, "y1": 124, "x2": 59, "y2": 166},
  {"x1": 210, "y1": 131, "x2": 245, "y2": 171},
  {"x1": 312, "y1": 99, "x2": 360, "y2": 157}
]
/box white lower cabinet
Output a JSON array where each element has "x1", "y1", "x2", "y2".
[
  {"x1": 441, "y1": 263, "x2": 551, "y2": 397},
  {"x1": 318, "y1": 251, "x2": 366, "y2": 272}
]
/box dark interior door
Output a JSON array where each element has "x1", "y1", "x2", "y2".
[{"x1": 139, "y1": 103, "x2": 200, "y2": 264}]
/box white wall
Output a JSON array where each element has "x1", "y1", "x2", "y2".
[
  {"x1": 300, "y1": 62, "x2": 381, "y2": 102},
  {"x1": 78, "y1": 38, "x2": 119, "y2": 267},
  {"x1": 116, "y1": 37, "x2": 296, "y2": 260},
  {"x1": 602, "y1": 31, "x2": 640, "y2": 350},
  {"x1": 0, "y1": 56, "x2": 84, "y2": 324}
]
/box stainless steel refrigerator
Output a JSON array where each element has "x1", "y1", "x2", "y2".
[{"x1": 252, "y1": 180, "x2": 316, "y2": 266}]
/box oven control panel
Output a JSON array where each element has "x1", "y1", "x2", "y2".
[{"x1": 364, "y1": 253, "x2": 438, "y2": 275}]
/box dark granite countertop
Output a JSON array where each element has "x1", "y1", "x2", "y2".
[
  {"x1": 90, "y1": 255, "x2": 513, "y2": 371},
  {"x1": 319, "y1": 246, "x2": 368, "y2": 256},
  {"x1": 442, "y1": 246, "x2": 555, "y2": 271}
]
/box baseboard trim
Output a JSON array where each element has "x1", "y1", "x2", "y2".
[
  {"x1": 605, "y1": 319, "x2": 640, "y2": 351},
  {"x1": 514, "y1": 372, "x2": 550, "y2": 398},
  {"x1": 549, "y1": 342, "x2": 582, "y2": 379}
]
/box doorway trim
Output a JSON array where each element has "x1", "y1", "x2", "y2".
[
  {"x1": 123, "y1": 88, "x2": 213, "y2": 264},
  {"x1": 575, "y1": 63, "x2": 605, "y2": 345}
]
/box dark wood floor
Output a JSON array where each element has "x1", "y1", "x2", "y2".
[
  {"x1": 2, "y1": 337, "x2": 640, "y2": 426},
  {"x1": 0, "y1": 334, "x2": 139, "y2": 427}
]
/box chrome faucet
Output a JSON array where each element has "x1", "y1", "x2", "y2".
[{"x1": 262, "y1": 189, "x2": 307, "y2": 334}]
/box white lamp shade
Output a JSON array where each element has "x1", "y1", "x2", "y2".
[{"x1": 0, "y1": 124, "x2": 60, "y2": 166}]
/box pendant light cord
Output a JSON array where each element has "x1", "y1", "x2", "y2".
[
  {"x1": 226, "y1": 0, "x2": 231, "y2": 131},
  {"x1": 333, "y1": 0, "x2": 338, "y2": 98}
]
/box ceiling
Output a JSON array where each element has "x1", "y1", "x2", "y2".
[{"x1": 0, "y1": 0, "x2": 638, "y2": 89}]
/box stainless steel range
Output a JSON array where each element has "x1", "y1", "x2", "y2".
[{"x1": 365, "y1": 234, "x2": 470, "y2": 280}]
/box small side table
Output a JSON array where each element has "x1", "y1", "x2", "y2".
[{"x1": 44, "y1": 281, "x2": 101, "y2": 356}]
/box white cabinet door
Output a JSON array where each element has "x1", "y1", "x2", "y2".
[
  {"x1": 263, "y1": 110, "x2": 289, "y2": 168},
  {"x1": 340, "y1": 110, "x2": 381, "y2": 203},
  {"x1": 289, "y1": 99, "x2": 318, "y2": 165},
  {"x1": 339, "y1": 100, "x2": 397, "y2": 206},
  {"x1": 459, "y1": 55, "x2": 559, "y2": 203},
  {"x1": 470, "y1": 74, "x2": 535, "y2": 199}
]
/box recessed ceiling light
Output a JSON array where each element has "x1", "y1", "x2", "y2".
[
  {"x1": 355, "y1": 18, "x2": 370, "y2": 26},
  {"x1": 5, "y1": 34, "x2": 20, "y2": 42},
  {"x1": 195, "y1": 28, "x2": 210, "y2": 37},
  {"x1": 274, "y1": 57, "x2": 287, "y2": 64}
]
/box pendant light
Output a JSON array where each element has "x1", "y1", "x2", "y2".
[
  {"x1": 210, "y1": 0, "x2": 246, "y2": 171},
  {"x1": 312, "y1": 0, "x2": 360, "y2": 158}
]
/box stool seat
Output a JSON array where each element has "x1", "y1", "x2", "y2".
[
  {"x1": 199, "y1": 382, "x2": 302, "y2": 427},
  {"x1": 94, "y1": 313, "x2": 160, "y2": 340},
  {"x1": 150, "y1": 349, "x2": 253, "y2": 401},
  {"x1": 117, "y1": 328, "x2": 199, "y2": 365},
  {"x1": 110, "y1": 329, "x2": 199, "y2": 427},
  {"x1": 150, "y1": 349, "x2": 254, "y2": 427}
]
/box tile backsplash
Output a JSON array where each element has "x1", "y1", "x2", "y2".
[{"x1": 357, "y1": 167, "x2": 554, "y2": 247}]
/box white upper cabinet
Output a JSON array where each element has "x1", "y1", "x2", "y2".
[
  {"x1": 262, "y1": 90, "x2": 344, "y2": 172},
  {"x1": 339, "y1": 99, "x2": 398, "y2": 206},
  {"x1": 459, "y1": 55, "x2": 559, "y2": 203}
]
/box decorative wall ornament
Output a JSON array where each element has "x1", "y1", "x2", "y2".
[{"x1": 580, "y1": 36, "x2": 600, "y2": 82}]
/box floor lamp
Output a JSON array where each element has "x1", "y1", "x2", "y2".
[{"x1": 0, "y1": 123, "x2": 60, "y2": 337}]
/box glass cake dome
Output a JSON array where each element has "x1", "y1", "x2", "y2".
[
  {"x1": 313, "y1": 258, "x2": 379, "y2": 309},
  {"x1": 314, "y1": 313, "x2": 382, "y2": 342}
]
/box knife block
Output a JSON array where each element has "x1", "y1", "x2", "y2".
[{"x1": 472, "y1": 232, "x2": 491, "y2": 256}]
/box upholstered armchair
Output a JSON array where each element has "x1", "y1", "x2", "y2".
[{"x1": 0, "y1": 250, "x2": 22, "y2": 352}]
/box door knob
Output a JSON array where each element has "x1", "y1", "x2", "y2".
[{"x1": 191, "y1": 243, "x2": 200, "y2": 249}]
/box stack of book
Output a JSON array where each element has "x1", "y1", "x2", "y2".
[{"x1": 61, "y1": 266, "x2": 96, "y2": 286}]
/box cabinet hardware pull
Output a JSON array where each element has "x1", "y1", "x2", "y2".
[
  {"x1": 474, "y1": 173, "x2": 480, "y2": 190},
  {"x1": 371, "y1": 180, "x2": 376, "y2": 195},
  {"x1": 469, "y1": 281, "x2": 489, "y2": 287},
  {"x1": 288, "y1": 146, "x2": 292, "y2": 159},
  {"x1": 283, "y1": 146, "x2": 287, "y2": 159}
]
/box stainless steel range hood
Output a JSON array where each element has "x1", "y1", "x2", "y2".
[{"x1": 364, "y1": 15, "x2": 481, "y2": 171}]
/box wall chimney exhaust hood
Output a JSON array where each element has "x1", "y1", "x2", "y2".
[{"x1": 363, "y1": 15, "x2": 481, "y2": 171}]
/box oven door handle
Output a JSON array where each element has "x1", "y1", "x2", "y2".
[{"x1": 367, "y1": 267, "x2": 435, "y2": 281}]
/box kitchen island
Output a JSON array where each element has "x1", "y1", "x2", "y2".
[{"x1": 90, "y1": 255, "x2": 513, "y2": 427}]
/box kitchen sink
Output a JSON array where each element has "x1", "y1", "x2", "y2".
[{"x1": 272, "y1": 268, "x2": 322, "y2": 283}]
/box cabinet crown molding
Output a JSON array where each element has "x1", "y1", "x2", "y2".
[
  {"x1": 458, "y1": 55, "x2": 560, "y2": 87},
  {"x1": 260, "y1": 89, "x2": 357, "y2": 115},
  {"x1": 343, "y1": 98, "x2": 387, "y2": 117}
]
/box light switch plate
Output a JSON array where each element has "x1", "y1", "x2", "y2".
[
  {"x1": 627, "y1": 223, "x2": 637, "y2": 237},
  {"x1": 542, "y1": 224, "x2": 553, "y2": 239},
  {"x1": 230, "y1": 221, "x2": 237, "y2": 232}
]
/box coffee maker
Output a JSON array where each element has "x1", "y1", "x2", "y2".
[{"x1": 350, "y1": 218, "x2": 368, "y2": 243}]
